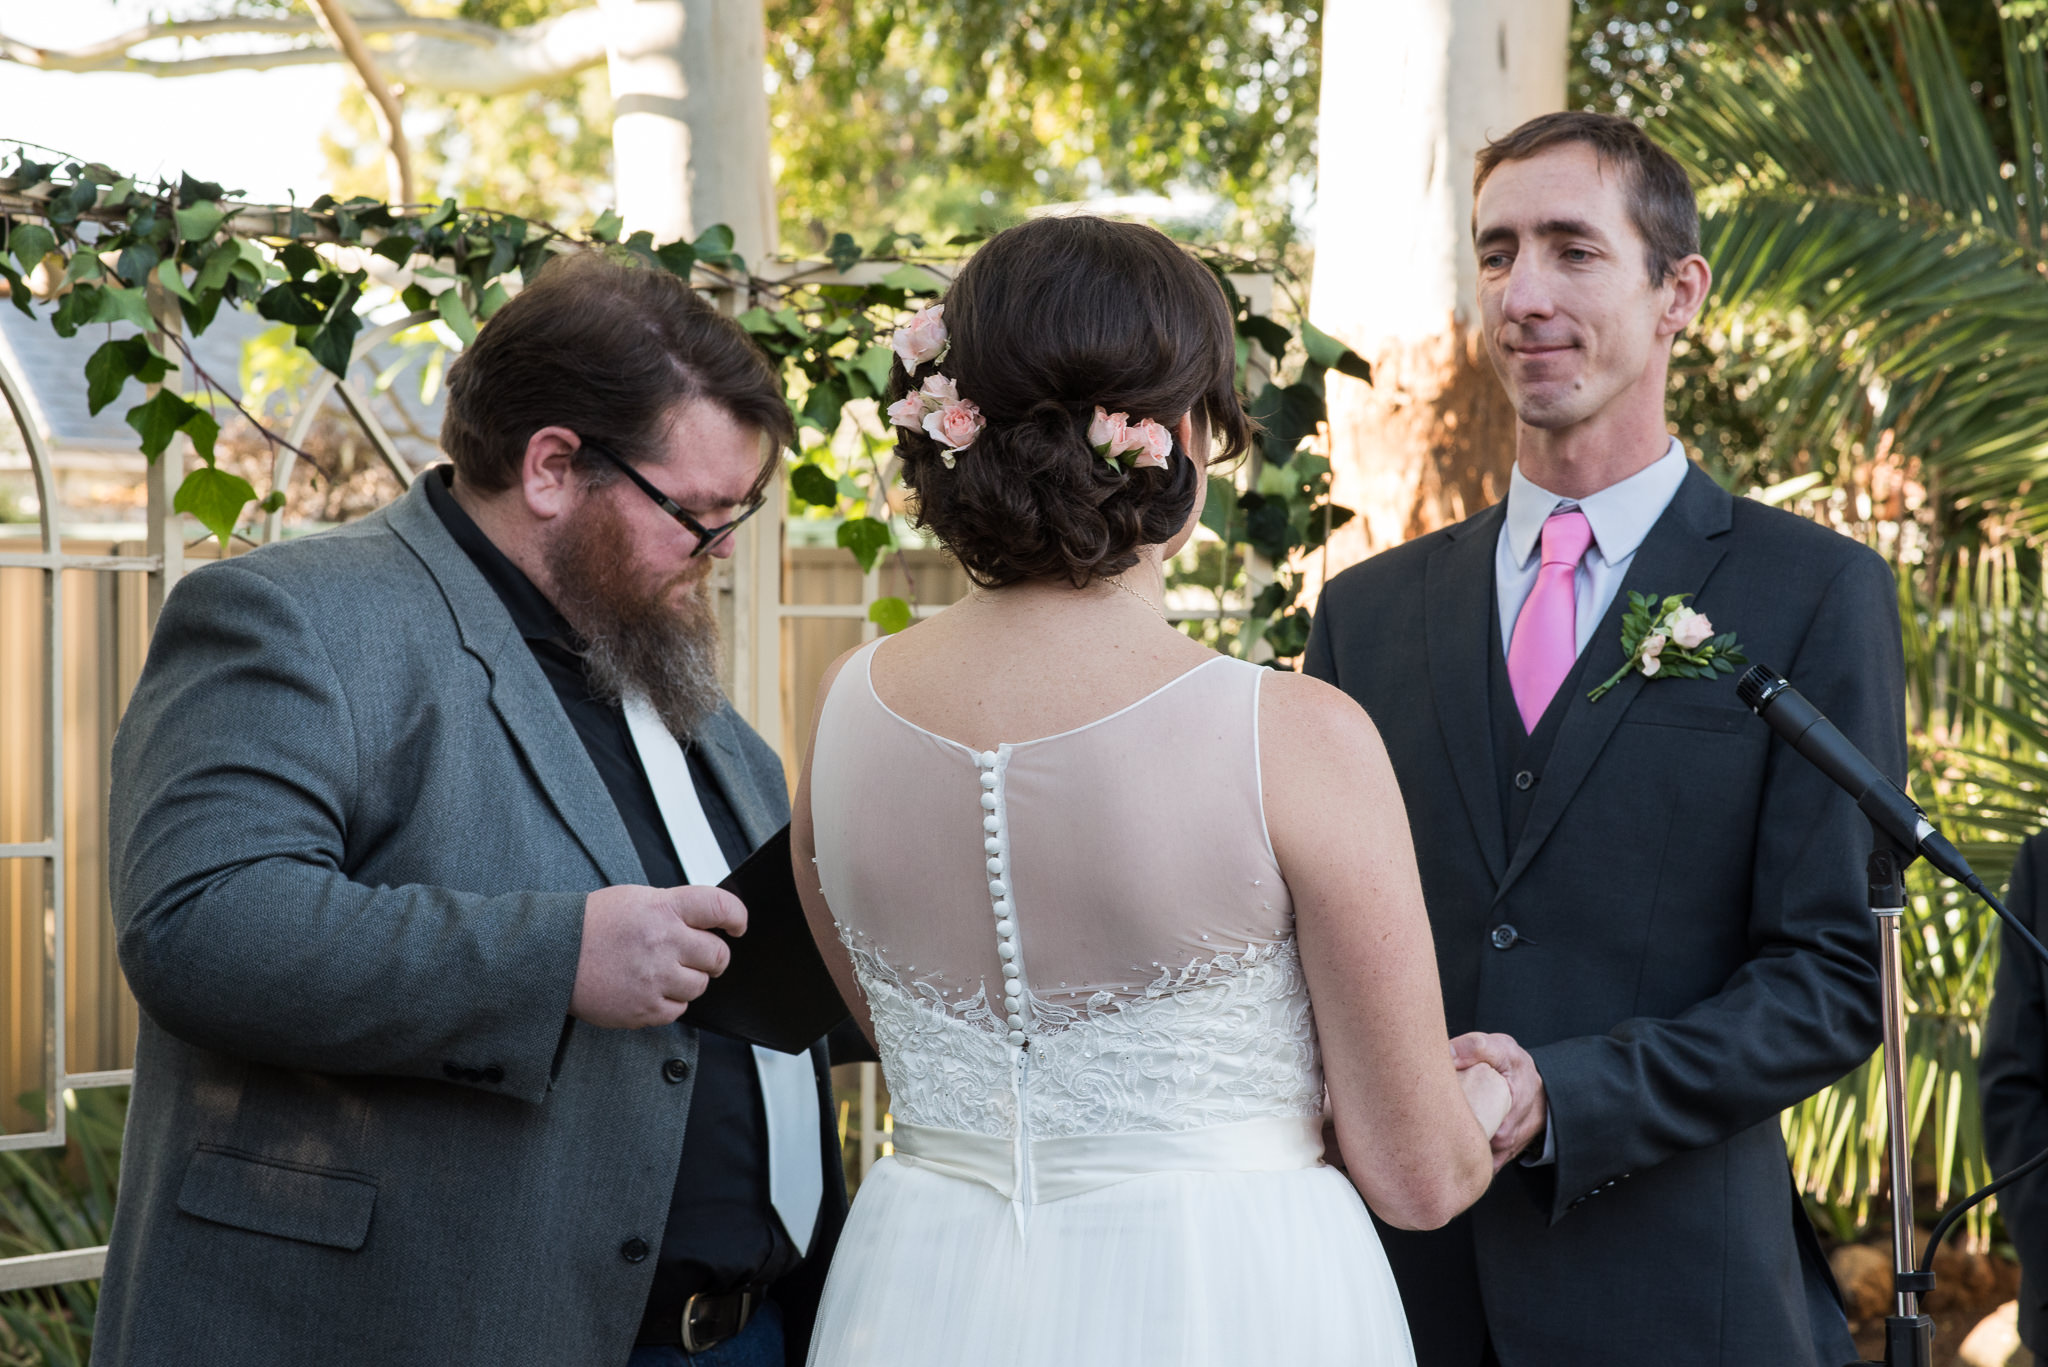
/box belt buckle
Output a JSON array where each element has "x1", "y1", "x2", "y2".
[{"x1": 680, "y1": 1290, "x2": 752, "y2": 1355}]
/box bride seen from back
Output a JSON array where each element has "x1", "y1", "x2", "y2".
[{"x1": 791, "y1": 214, "x2": 1508, "y2": 1367}]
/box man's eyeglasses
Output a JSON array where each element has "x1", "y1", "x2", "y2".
[{"x1": 581, "y1": 440, "x2": 764, "y2": 558}]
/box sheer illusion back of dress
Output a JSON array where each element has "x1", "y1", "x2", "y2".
[
  {"x1": 812, "y1": 640, "x2": 1320, "y2": 1146},
  {"x1": 803, "y1": 637, "x2": 1414, "y2": 1367}
]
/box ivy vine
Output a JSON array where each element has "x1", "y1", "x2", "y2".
[{"x1": 0, "y1": 150, "x2": 1365, "y2": 667}]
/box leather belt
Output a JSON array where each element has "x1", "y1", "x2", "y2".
[{"x1": 637, "y1": 1287, "x2": 759, "y2": 1354}]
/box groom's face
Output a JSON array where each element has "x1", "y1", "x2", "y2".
[{"x1": 1473, "y1": 142, "x2": 1673, "y2": 432}]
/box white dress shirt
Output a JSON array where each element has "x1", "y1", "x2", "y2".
[
  {"x1": 1495, "y1": 437, "x2": 1691, "y2": 657},
  {"x1": 1491, "y1": 437, "x2": 1689, "y2": 1166}
]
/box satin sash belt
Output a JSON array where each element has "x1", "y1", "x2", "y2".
[{"x1": 890, "y1": 1114, "x2": 1324, "y2": 1204}]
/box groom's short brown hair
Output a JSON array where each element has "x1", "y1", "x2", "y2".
[{"x1": 1474, "y1": 111, "x2": 1700, "y2": 286}]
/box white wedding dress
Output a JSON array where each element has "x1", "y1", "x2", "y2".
[{"x1": 803, "y1": 641, "x2": 1415, "y2": 1366}]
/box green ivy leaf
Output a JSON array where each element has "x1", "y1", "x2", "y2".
[
  {"x1": 692, "y1": 223, "x2": 736, "y2": 260},
  {"x1": 879, "y1": 263, "x2": 946, "y2": 292},
  {"x1": 280, "y1": 241, "x2": 321, "y2": 281},
  {"x1": 654, "y1": 240, "x2": 697, "y2": 278},
  {"x1": 84, "y1": 340, "x2": 136, "y2": 415},
  {"x1": 0, "y1": 262, "x2": 33, "y2": 317},
  {"x1": 91, "y1": 285, "x2": 156, "y2": 331},
  {"x1": 305, "y1": 279, "x2": 365, "y2": 376},
  {"x1": 802, "y1": 377, "x2": 846, "y2": 433},
  {"x1": 836, "y1": 516, "x2": 893, "y2": 572},
  {"x1": 477, "y1": 280, "x2": 511, "y2": 319},
  {"x1": 83, "y1": 337, "x2": 168, "y2": 415},
  {"x1": 855, "y1": 344, "x2": 895, "y2": 396},
  {"x1": 372, "y1": 233, "x2": 417, "y2": 265},
  {"x1": 173, "y1": 464, "x2": 257, "y2": 550},
  {"x1": 590, "y1": 208, "x2": 623, "y2": 243},
  {"x1": 867, "y1": 596, "x2": 913, "y2": 635},
  {"x1": 736, "y1": 306, "x2": 778, "y2": 334},
  {"x1": 825, "y1": 232, "x2": 863, "y2": 272},
  {"x1": 192, "y1": 240, "x2": 240, "y2": 297},
  {"x1": 9, "y1": 223, "x2": 56, "y2": 272},
  {"x1": 181, "y1": 408, "x2": 221, "y2": 463},
  {"x1": 1238, "y1": 314, "x2": 1292, "y2": 359},
  {"x1": 436, "y1": 288, "x2": 478, "y2": 345},
  {"x1": 154, "y1": 259, "x2": 196, "y2": 303},
  {"x1": 174, "y1": 200, "x2": 228, "y2": 242},
  {"x1": 790, "y1": 463, "x2": 841, "y2": 508},
  {"x1": 125, "y1": 389, "x2": 199, "y2": 462},
  {"x1": 176, "y1": 172, "x2": 226, "y2": 207},
  {"x1": 260, "y1": 490, "x2": 287, "y2": 514}
]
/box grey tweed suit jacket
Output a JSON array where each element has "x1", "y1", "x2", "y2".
[{"x1": 97, "y1": 475, "x2": 840, "y2": 1366}]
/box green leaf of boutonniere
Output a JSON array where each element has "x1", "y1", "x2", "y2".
[{"x1": 1589, "y1": 593, "x2": 1747, "y2": 702}]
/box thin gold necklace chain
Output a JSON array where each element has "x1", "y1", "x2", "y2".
[{"x1": 1104, "y1": 574, "x2": 1166, "y2": 622}]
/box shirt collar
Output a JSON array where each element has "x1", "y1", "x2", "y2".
[
  {"x1": 423, "y1": 464, "x2": 579, "y2": 644},
  {"x1": 1504, "y1": 436, "x2": 1689, "y2": 570}
]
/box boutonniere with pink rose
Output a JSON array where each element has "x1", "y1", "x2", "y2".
[{"x1": 1587, "y1": 592, "x2": 1747, "y2": 702}]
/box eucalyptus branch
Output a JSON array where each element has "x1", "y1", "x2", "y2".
[
  {"x1": 0, "y1": 16, "x2": 500, "y2": 71},
  {"x1": 308, "y1": 0, "x2": 416, "y2": 206}
]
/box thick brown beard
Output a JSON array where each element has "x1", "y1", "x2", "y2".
[{"x1": 544, "y1": 492, "x2": 726, "y2": 741}]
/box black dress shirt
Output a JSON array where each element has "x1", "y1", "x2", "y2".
[{"x1": 425, "y1": 468, "x2": 798, "y2": 1317}]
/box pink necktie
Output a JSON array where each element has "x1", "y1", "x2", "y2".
[{"x1": 1507, "y1": 508, "x2": 1594, "y2": 732}]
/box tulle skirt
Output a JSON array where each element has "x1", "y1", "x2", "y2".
[{"x1": 805, "y1": 1154, "x2": 1416, "y2": 1367}]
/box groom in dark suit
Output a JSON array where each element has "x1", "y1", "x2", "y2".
[{"x1": 1307, "y1": 111, "x2": 1905, "y2": 1367}]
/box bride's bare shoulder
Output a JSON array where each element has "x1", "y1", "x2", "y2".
[{"x1": 1259, "y1": 670, "x2": 1380, "y2": 736}]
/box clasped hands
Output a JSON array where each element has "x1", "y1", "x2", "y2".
[{"x1": 1452, "y1": 1031, "x2": 1548, "y2": 1172}]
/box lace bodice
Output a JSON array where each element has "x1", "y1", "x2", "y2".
[{"x1": 808, "y1": 642, "x2": 1323, "y2": 1141}]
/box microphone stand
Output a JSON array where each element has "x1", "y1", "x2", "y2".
[{"x1": 1864, "y1": 837, "x2": 1934, "y2": 1367}]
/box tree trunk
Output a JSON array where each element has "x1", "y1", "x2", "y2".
[
  {"x1": 1309, "y1": 0, "x2": 1569, "y2": 576},
  {"x1": 599, "y1": 0, "x2": 777, "y2": 265}
]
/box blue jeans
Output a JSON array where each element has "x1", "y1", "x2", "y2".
[{"x1": 626, "y1": 1299, "x2": 783, "y2": 1367}]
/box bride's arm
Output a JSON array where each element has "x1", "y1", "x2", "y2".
[
  {"x1": 791, "y1": 647, "x2": 877, "y2": 1049},
  {"x1": 1260, "y1": 670, "x2": 1498, "y2": 1230}
]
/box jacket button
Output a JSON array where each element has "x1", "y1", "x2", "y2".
[
  {"x1": 620, "y1": 1237, "x2": 650, "y2": 1263},
  {"x1": 1489, "y1": 924, "x2": 1519, "y2": 950},
  {"x1": 1514, "y1": 770, "x2": 1536, "y2": 791},
  {"x1": 663, "y1": 1057, "x2": 691, "y2": 1084},
  {"x1": 482, "y1": 1065, "x2": 504, "y2": 1084}
]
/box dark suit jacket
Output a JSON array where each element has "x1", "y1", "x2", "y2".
[
  {"x1": 1306, "y1": 464, "x2": 1903, "y2": 1367},
  {"x1": 1980, "y1": 831, "x2": 2048, "y2": 1351},
  {"x1": 98, "y1": 476, "x2": 846, "y2": 1367}
]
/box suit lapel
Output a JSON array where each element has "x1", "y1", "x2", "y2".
[
  {"x1": 1425, "y1": 504, "x2": 1511, "y2": 884},
  {"x1": 690, "y1": 707, "x2": 783, "y2": 849},
  {"x1": 386, "y1": 478, "x2": 646, "y2": 888},
  {"x1": 1491, "y1": 465, "x2": 1734, "y2": 905}
]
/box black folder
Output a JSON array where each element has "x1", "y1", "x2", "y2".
[{"x1": 690, "y1": 823, "x2": 854, "y2": 1054}]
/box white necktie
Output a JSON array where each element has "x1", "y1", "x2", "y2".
[{"x1": 622, "y1": 694, "x2": 824, "y2": 1256}]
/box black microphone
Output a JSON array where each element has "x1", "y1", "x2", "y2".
[{"x1": 1735, "y1": 664, "x2": 1977, "y2": 887}]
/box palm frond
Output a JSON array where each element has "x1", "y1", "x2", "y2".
[{"x1": 1654, "y1": 1, "x2": 2048, "y2": 530}]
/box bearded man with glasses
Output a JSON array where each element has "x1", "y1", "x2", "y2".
[{"x1": 99, "y1": 253, "x2": 847, "y2": 1367}]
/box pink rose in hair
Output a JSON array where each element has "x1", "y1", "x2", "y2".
[
  {"x1": 891, "y1": 305, "x2": 948, "y2": 373},
  {"x1": 923, "y1": 399, "x2": 984, "y2": 458},
  {"x1": 1128, "y1": 419, "x2": 1174, "y2": 470},
  {"x1": 1088, "y1": 407, "x2": 1130, "y2": 457},
  {"x1": 886, "y1": 394, "x2": 927, "y2": 431},
  {"x1": 919, "y1": 374, "x2": 959, "y2": 405}
]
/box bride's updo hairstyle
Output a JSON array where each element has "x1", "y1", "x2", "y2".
[{"x1": 891, "y1": 215, "x2": 1252, "y2": 588}]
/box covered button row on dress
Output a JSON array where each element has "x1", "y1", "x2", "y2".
[{"x1": 976, "y1": 749, "x2": 1026, "y2": 1049}]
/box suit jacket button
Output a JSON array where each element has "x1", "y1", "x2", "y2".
[
  {"x1": 482, "y1": 1065, "x2": 504, "y2": 1084},
  {"x1": 620, "y1": 1237, "x2": 650, "y2": 1263},
  {"x1": 663, "y1": 1057, "x2": 691, "y2": 1083},
  {"x1": 1514, "y1": 770, "x2": 1536, "y2": 791},
  {"x1": 1490, "y1": 924, "x2": 1519, "y2": 950},
  {"x1": 442, "y1": 1062, "x2": 461, "y2": 1079}
]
